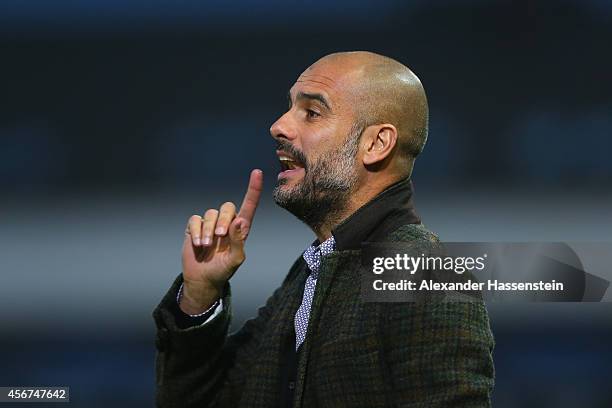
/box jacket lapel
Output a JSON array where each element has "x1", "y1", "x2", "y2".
[{"x1": 292, "y1": 250, "x2": 358, "y2": 408}]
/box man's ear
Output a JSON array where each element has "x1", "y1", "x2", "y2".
[{"x1": 361, "y1": 124, "x2": 398, "y2": 166}]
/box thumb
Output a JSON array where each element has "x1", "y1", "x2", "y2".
[{"x1": 228, "y1": 217, "x2": 249, "y2": 250}]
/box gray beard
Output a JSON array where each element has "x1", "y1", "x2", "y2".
[{"x1": 273, "y1": 125, "x2": 363, "y2": 232}]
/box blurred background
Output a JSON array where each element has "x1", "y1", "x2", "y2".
[{"x1": 1, "y1": 0, "x2": 611, "y2": 406}]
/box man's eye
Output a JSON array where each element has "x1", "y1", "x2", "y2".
[{"x1": 306, "y1": 109, "x2": 320, "y2": 119}]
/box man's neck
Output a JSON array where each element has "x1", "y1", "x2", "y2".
[{"x1": 311, "y1": 176, "x2": 397, "y2": 242}]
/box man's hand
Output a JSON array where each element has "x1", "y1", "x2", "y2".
[{"x1": 180, "y1": 169, "x2": 263, "y2": 315}]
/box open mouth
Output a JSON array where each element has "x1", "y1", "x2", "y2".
[
  {"x1": 279, "y1": 156, "x2": 301, "y2": 171},
  {"x1": 277, "y1": 151, "x2": 305, "y2": 179}
]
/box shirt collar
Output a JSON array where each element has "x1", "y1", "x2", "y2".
[
  {"x1": 302, "y1": 235, "x2": 336, "y2": 275},
  {"x1": 331, "y1": 177, "x2": 421, "y2": 251}
]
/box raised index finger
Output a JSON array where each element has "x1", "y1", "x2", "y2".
[{"x1": 237, "y1": 169, "x2": 263, "y2": 224}]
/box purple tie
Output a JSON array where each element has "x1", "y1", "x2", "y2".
[{"x1": 295, "y1": 236, "x2": 336, "y2": 350}]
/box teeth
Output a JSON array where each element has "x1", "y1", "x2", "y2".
[{"x1": 279, "y1": 156, "x2": 299, "y2": 171}]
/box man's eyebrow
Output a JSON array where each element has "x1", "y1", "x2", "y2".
[{"x1": 287, "y1": 91, "x2": 332, "y2": 111}]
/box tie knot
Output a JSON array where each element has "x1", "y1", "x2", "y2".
[{"x1": 302, "y1": 236, "x2": 335, "y2": 275}]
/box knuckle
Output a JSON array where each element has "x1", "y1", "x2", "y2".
[
  {"x1": 221, "y1": 201, "x2": 236, "y2": 212},
  {"x1": 204, "y1": 209, "x2": 219, "y2": 218}
]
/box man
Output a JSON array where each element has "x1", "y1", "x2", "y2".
[{"x1": 153, "y1": 51, "x2": 495, "y2": 407}]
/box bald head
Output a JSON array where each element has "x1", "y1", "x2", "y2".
[{"x1": 308, "y1": 51, "x2": 429, "y2": 171}]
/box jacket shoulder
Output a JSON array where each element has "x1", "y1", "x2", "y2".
[{"x1": 386, "y1": 223, "x2": 440, "y2": 245}]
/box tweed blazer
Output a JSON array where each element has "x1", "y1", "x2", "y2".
[{"x1": 153, "y1": 222, "x2": 495, "y2": 408}]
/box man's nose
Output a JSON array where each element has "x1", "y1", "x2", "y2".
[{"x1": 270, "y1": 111, "x2": 296, "y2": 142}]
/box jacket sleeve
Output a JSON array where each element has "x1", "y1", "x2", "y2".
[
  {"x1": 153, "y1": 262, "x2": 300, "y2": 408},
  {"x1": 382, "y1": 299, "x2": 495, "y2": 408}
]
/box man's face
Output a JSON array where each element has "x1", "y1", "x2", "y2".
[{"x1": 269, "y1": 60, "x2": 364, "y2": 228}]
